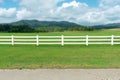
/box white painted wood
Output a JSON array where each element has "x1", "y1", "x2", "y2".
[
  {"x1": 0, "y1": 36, "x2": 11, "y2": 38},
  {"x1": 36, "y1": 35, "x2": 39, "y2": 46},
  {"x1": 14, "y1": 36, "x2": 36, "y2": 38},
  {"x1": 39, "y1": 36, "x2": 61, "y2": 38},
  {"x1": 111, "y1": 35, "x2": 114, "y2": 45},
  {"x1": 11, "y1": 35, "x2": 14, "y2": 45},
  {"x1": 61, "y1": 35, "x2": 64, "y2": 46},
  {"x1": 0, "y1": 43, "x2": 12, "y2": 44},
  {"x1": 0, "y1": 35, "x2": 119, "y2": 45},
  {"x1": 86, "y1": 35, "x2": 88, "y2": 46},
  {"x1": 64, "y1": 43, "x2": 86, "y2": 44},
  {"x1": 64, "y1": 36, "x2": 86, "y2": 38},
  {"x1": 39, "y1": 43, "x2": 61, "y2": 44},
  {"x1": 14, "y1": 43, "x2": 36, "y2": 44}
]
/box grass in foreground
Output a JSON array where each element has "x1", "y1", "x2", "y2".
[
  {"x1": 0, "y1": 30, "x2": 120, "y2": 69},
  {"x1": 0, "y1": 45, "x2": 120, "y2": 69}
]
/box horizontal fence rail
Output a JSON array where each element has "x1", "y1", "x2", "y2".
[{"x1": 0, "y1": 35, "x2": 120, "y2": 46}]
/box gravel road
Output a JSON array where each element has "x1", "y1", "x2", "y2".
[{"x1": 0, "y1": 69, "x2": 120, "y2": 80}]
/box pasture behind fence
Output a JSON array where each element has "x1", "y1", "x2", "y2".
[{"x1": 0, "y1": 35, "x2": 120, "y2": 46}]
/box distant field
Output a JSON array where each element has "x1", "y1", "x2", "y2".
[
  {"x1": 0, "y1": 30, "x2": 120, "y2": 36},
  {"x1": 0, "y1": 30, "x2": 120, "y2": 69}
]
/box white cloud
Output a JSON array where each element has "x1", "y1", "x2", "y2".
[
  {"x1": 102, "y1": 5, "x2": 120, "y2": 23},
  {"x1": 59, "y1": 0, "x2": 80, "y2": 9},
  {"x1": 56, "y1": 0, "x2": 87, "y2": 12},
  {"x1": 16, "y1": 8, "x2": 32, "y2": 20},
  {"x1": 50, "y1": 1, "x2": 90, "y2": 23},
  {"x1": 18, "y1": 0, "x2": 120, "y2": 25},
  {"x1": 0, "y1": 8, "x2": 16, "y2": 23},
  {"x1": 17, "y1": 0, "x2": 62, "y2": 20},
  {"x1": 99, "y1": 0, "x2": 120, "y2": 8},
  {"x1": 20, "y1": 0, "x2": 60, "y2": 11},
  {"x1": 0, "y1": 8, "x2": 16, "y2": 17},
  {"x1": 0, "y1": 0, "x2": 120, "y2": 25}
]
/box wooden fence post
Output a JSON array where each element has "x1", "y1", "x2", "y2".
[
  {"x1": 61, "y1": 35, "x2": 64, "y2": 46},
  {"x1": 111, "y1": 35, "x2": 114, "y2": 45},
  {"x1": 86, "y1": 35, "x2": 88, "y2": 46},
  {"x1": 36, "y1": 35, "x2": 39, "y2": 46},
  {"x1": 11, "y1": 35, "x2": 14, "y2": 45}
]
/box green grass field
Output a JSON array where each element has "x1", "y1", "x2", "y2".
[
  {"x1": 1, "y1": 30, "x2": 120, "y2": 36},
  {"x1": 0, "y1": 30, "x2": 120, "y2": 69}
]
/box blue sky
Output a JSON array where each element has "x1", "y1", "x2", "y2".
[
  {"x1": 58, "y1": 0, "x2": 99, "y2": 7},
  {"x1": 0, "y1": 0, "x2": 120, "y2": 25},
  {"x1": 0, "y1": 0, "x2": 99, "y2": 8},
  {"x1": 0, "y1": 0, "x2": 19, "y2": 8},
  {"x1": 76, "y1": 0, "x2": 99, "y2": 7}
]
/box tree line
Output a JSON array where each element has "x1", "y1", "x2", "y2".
[{"x1": 0, "y1": 24, "x2": 95, "y2": 33}]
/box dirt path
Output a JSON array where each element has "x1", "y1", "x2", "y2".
[{"x1": 0, "y1": 69, "x2": 120, "y2": 80}]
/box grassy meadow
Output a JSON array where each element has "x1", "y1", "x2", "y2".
[
  {"x1": 0, "y1": 30, "x2": 120, "y2": 69},
  {"x1": 1, "y1": 29, "x2": 120, "y2": 36}
]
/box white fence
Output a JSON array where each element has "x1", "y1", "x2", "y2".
[{"x1": 0, "y1": 35, "x2": 120, "y2": 46}]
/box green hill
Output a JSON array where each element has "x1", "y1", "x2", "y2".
[
  {"x1": 10, "y1": 20, "x2": 82, "y2": 28},
  {"x1": 94, "y1": 23, "x2": 120, "y2": 29}
]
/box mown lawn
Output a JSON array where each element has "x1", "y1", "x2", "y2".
[
  {"x1": 0, "y1": 30, "x2": 120, "y2": 69},
  {"x1": 0, "y1": 45, "x2": 120, "y2": 69}
]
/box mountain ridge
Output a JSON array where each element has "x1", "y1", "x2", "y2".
[
  {"x1": 1, "y1": 20, "x2": 120, "y2": 29},
  {"x1": 9, "y1": 20, "x2": 83, "y2": 28},
  {"x1": 93, "y1": 23, "x2": 120, "y2": 29}
]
